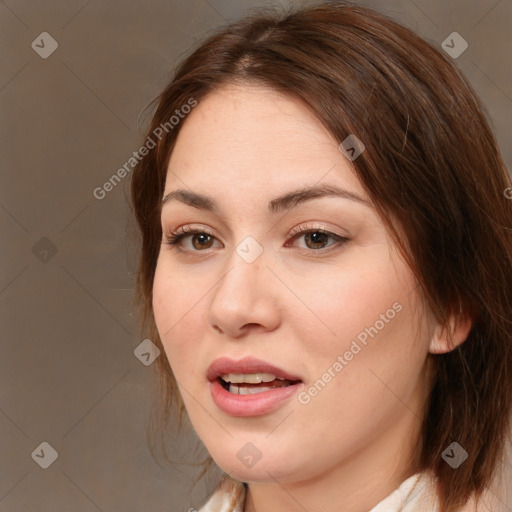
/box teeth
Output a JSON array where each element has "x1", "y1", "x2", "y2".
[
  {"x1": 228, "y1": 384, "x2": 275, "y2": 395},
  {"x1": 221, "y1": 372, "x2": 282, "y2": 384}
]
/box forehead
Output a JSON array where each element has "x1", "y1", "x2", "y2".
[{"x1": 165, "y1": 84, "x2": 364, "y2": 199}]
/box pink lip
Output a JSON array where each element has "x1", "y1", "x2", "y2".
[{"x1": 207, "y1": 356, "x2": 304, "y2": 417}]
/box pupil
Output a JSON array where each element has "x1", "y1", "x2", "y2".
[
  {"x1": 306, "y1": 232, "x2": 327, "y2": 248},
  {"x1": 193, "y1": 233, "x2": 212, "y2": 249}
]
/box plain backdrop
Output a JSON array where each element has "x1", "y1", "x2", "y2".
[{"x1": 1, "y1": 0, "x2": 511, "y2": 510}]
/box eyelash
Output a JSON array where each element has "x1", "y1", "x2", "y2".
[{"x1": 163, "y1": 223, "x2": 349, "y2": 256}]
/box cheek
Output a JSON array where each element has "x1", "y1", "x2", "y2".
[
  {"x1": 152, "y1": 260, "x2": 205, "y2": 379},
  {"x1": 294, "y1": 246, "x2": 430, "y2": 428},
  {"x1": 152, "y1": 256, "x2": 206, "y2": 333},
  {"x1": 289, "y1": 270, "x2": 427, "y2": 468},
  {"x1": 299, "y1": 245, "x2": 416, "y2": 357},
  {"x1": 299, "y1": 256, "x2": 428, "y2": 410},
  {"x1": 152, "y1": 263, "x2": 175, "y2": 340}
]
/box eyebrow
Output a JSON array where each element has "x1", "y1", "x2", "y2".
[{"x1": 160, "y1": 184, "x2": 371, "y2": 215}]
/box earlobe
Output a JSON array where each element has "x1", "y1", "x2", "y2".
[{"x1": 429, "y1": 312, "x2": 473, "y2": 354}]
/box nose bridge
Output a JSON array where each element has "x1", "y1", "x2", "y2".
[
  {"x1": 208, "y1": 235, "x2": 279, "y2": 335},
  {"x1": 215, "y1": 237, "x2": 266, "y2": 302}
]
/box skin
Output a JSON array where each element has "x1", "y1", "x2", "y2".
[{"x1": 152, "y1": 84, "x2": 471, "y2": 512}]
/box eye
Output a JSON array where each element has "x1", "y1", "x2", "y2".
[
  {"x1": 286, "y1": 223, "x2": 349, "y2": 253},
  {"x1": 162, "y1": 223, "x2": 349, "y2": 254},
  {"x1": 164, "y1": 226, "x2": 221, "y2": 251}
]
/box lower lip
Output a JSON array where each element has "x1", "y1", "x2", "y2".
[{"x1": 210, "y1": 378, "x2": 303, "y2": 417}]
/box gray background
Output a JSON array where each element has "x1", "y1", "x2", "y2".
[{"x1": 1, "y1": 0, "x2": 511, "y2": 511}]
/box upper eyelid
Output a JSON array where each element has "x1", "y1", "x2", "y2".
[
  {"x1": 288, "y1": 222, "x2": 344, "y2": 236},
  {"x1": 168, "y1": 223, "x2": 345, "y2": 239}
]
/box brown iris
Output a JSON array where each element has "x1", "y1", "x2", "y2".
[{"x1": 192, "y1": 233, "x2": 214, "y2": 250}]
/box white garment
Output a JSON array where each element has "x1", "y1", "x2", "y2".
[
  {"x1": 369, "y1": 472, "x2": 438, "y2": 511},
  {"x1": 198, "y1": 471, "x2": 439, "y2": 512}
]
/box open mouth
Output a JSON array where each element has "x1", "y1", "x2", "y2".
[
  {"x1": 218, "y1": 372, "x2": 301, "y2": 395},
  {"x1": 209, "y1": 360, "x2": 304, "y2": 416}
]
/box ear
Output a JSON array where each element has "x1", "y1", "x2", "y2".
[{"x1": 429, "y1": 310, "x2": 473, "y2": 354}]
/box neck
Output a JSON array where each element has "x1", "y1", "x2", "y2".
[{"x1": 244, "y1": 400, "x2": 425, "y2": 512}]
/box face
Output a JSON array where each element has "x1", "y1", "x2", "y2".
[{"x1": 152, "y1": 84, "x2": 436, "y2": 484}]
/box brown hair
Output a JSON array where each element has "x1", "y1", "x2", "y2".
[{"x1": 130, "y1": 1, "x2": 512, "y2": 510}]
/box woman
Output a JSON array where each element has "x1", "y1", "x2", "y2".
[{"x1": 130, "y1": 1, "x2": 512, "y2": 511}]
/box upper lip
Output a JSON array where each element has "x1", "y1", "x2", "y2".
[{"x1": 207, "y1": 356, "x2": 303, "y2": 382}]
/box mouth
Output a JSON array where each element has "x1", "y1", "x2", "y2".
[
  {"x1": 207, "y1": 356, "x2": 304, "y2": 416},
  {"x1": 217, "y1": 372, "x2": 301, "y2": 395}
]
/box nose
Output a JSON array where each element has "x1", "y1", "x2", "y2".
[{"x1": 207, "y1": 247, "x2": 281, "y2": 338}]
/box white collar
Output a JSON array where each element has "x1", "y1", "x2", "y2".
[
  {"x1": 198, "y1": 471, "x2": 439, "y2": 512},
  {"x1": 369, "y1": 472, "x2": 439, "y2": 511}
]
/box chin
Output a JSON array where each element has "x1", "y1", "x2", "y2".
[{"x1": 209, "y1": 448, "x2": 308, "y2": 485}]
